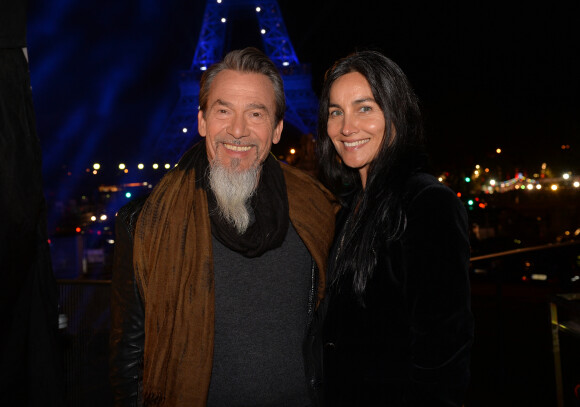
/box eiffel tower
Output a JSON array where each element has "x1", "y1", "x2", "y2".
[{"x1": 156, "y1": 0, "x2": 319, "y2": 162}]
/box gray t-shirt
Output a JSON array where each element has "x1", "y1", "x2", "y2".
[{"x1": 207, "y1": 223, "x2": 312, "y2": 407}]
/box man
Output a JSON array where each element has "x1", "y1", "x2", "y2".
[
  {"x1": 0, "y1": 0, "x2": 63, "y2": 404},
  {"x1": 109, "y1": 47, "x2": 338, "y2": 406}
]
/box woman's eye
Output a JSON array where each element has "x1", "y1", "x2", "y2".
[
  {"x1": 329, "y1": 110, "x2": 342, "y2": 117},
  {"x1": 360, "y1": 106, "x2": 372, "y2": 113}
]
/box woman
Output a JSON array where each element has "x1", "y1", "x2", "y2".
[{"x1": 316, "y1": 50, "x2": 474, "y2": 406}]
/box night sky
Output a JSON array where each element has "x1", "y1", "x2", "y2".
[{"x1": 27, "y1": 1, "x2": 580, "y2": 189}]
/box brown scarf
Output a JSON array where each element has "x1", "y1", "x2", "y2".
[{"x1": 133, "y1": 149, "x2": 338, "y2": 406}]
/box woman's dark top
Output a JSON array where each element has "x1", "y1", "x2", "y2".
[{"x1": 323, "y1": 172, "x2": 474, "y2": 406}]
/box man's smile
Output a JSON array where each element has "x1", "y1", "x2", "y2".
[{"x1": 222, "y1": 143, "x2": 253, "y2": 152}]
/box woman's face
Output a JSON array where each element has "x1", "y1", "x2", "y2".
[{"x1": 327, "y1": 72, "x2": 386, "y2": 188}]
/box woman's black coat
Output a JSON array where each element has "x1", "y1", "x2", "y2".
[{"x1": 322, "y1": 172, "x2": 474, "y2": 406}]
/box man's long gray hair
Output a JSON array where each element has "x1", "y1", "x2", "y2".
[{"x1": 208, "y1": 158, "x2": 260, "y2": 234}]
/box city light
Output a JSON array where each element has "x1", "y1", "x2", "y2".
[
  {"x1": 261, "y1": 29, "x2": 266, "y2": 34},
  {"x1": 536, "y1": 184, "x2": 542, "y2": 190},
  {"x1": 138, "y1": 163, "x2": 144, "y2": 170},
  {"x1": 90, "y1": 216, "x2": 96, "y2": 221},
  {"x1": 125, "y1": 192, "x2": 132, "y2": 198},
  {"x1": 153, "y1": 163, "x2": 159, "y2": 169},
  {"x1": 164, "y1": 163, "x2": 171, "y2": 169},
  {"x1": 290, "y1": 148, "x2": 296, "y2": 154},
  {"x1": 527, "y1": 184, "x2": 534, "y2": 190},
  {"x1": 574, "y1": 181, "x2": 580, "y2": 188},
  {"x1": 93, "y1": 163, "x2": 100, "y2": 170},
  {"x1": 118, "y1": 163, "x2": 126, "y2": 170},
  {"x1": 100, "y1": 214, "x2": 107, "y2": 221},
  {"x1": 182, "y1": 128, "x2": 188, "y2": 133},
  {"x1": 496, "y1": 148, "x2": 502, "y2": 154},
  {"x1": 490, "y1": 179, "x2": 496, "y2": 186},
  {"x1": 563, "y1": 173, "x2": 570, "y2": 180},
  {"x1": 551, "y1": 184, "x2": 558, "y2": 191},
  {"x1": 256, "y1": 7, "x2": 261, "y2": 12},
  {"x1": 464, "y1": 177, "x2": 471, "y2": 183},
  {"x1": 221, "y1": 18, "x2": 226, "y2": 23}
]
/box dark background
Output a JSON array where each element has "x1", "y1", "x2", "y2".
[{"x1": 27, "y1": 0, "x2": 580, "y2": 189}]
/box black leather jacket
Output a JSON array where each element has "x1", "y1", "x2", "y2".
[{"x1": 109, "y1": 195, "x2": 325, "y2": 406}]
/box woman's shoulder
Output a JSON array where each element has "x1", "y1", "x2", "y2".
[
  {"x1": 405, "y1": 172, "x2": 444, "y2": 192},
  {"x1": 401, "y1": 173, "x2": 469, "y2": 244},
  {"x1": 403, "y1": 172, "x2": 463, "y2": 212}
]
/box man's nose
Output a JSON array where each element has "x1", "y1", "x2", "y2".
[{"x1": 227, "y1": 114, "x2": 247, "y2": 139}]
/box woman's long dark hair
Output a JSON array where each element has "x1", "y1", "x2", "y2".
[{"x1": 316, "y1": 50, "x2": 427, "y2": 298}]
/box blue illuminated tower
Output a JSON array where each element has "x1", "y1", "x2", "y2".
[{"x1": 156, "y1": 0, "x2": 319, "y2": 161}]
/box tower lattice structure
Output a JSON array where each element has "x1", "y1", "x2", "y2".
[{"x1": 156, "y1": 0, "x2": 319, "y2": 162}]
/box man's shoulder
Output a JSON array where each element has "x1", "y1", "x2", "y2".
[
  {"x1": 279, "y1": 161, "x2": 340, "y2": 214},
  {"x1": 279, "y1": 161, "x2": 323, "y2": 189},
  {"x1": 116, "y1": 193, "x2": 150, "y2": 236}
]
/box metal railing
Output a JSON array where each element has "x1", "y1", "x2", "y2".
[{"x1": 468, "y1": 240, "x2": 580, "y2": 407}]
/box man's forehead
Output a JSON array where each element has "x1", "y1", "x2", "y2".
[{"x1": 209, "y1": 70, "x2": 275, "y2": 100}]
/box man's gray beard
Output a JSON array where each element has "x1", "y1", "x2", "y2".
[{"x1": 208, "y1": 158, "x2": 260, "y2": 235}]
